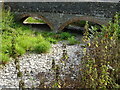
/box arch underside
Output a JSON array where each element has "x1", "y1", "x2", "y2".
[
  {"x1": 17, "y1": 14, "x2": 109, "y2": 32},
  {"x1": 59, "y1": 16, "x2": 109, "y2": 31}
]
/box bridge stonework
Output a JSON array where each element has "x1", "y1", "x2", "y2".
[{"x1": 4, "y1": 2, "x2": 120, "y2": 32}]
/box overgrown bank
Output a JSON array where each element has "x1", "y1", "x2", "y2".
[
  {"x1": 0, "y1": 10, "x2": 78, "y2": 67},
  {"x1": 0, "y1": 9, "x2": 120, "y2": 89},
  {"x1": 0, "y1": 10, "x2": 52, "y2": 66}
]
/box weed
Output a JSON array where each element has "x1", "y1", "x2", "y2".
[
  {"x1": 68, "y1": 36, "x2": 78, "y2": 45},
  {"x1": 81, "y1": 13, "x2": 120, "y2": 88},
  {"x1": 34, "y1": 41, "x2": 51, "y2": 53}
]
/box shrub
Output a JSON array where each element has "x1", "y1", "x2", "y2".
[
  {"x1": 34, "y1": 41, "x2": 51, "y2": 53},
  {"x1": 68, "y1": 36, "x2": 78, "y2": 45}
]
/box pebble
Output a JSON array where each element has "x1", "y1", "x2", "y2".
[{"x1": 0, "y1": 43, "x2": 83, "y2": 88}]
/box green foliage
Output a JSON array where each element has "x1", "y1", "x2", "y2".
[
  {"x1": 15, "y1": 44, "x2": 26, "y2": 56},
  {"x1": 24, "y1": 17, "x2": 45, "y2": 24},
  {"x1": 60, "y1": 32, "x2": 72, "y2": 40},
  {"x1": 40, "y1": 31, "x2": 75, "y2": 42},
  {"x1": 81, "y1": 13, "x2": 120, "y2": 88},
  {"x1": 68, "y1": 36, "x2": 78, "y2": 45},
  {"x1": 1, "y1": 9, "x2": 15, "y2": 28},
  {"x1": 34, "y1": 41, "x2": 51, "y2": 53},
  {"x1": 41, "y1": 32, "x2": 56, "y2": 37},
  {"x1": 46, "y1": 37, "x2": 57, "y2": 44},
  {"x1": 0, "y1": 53, "x2": 10, "y2": 65},
  {"x1": 1, "y1": 10, "x2": 51, "y2": 66},
  {"x1": 16, "y1": 36, "x2": 35, "y2": 51}
]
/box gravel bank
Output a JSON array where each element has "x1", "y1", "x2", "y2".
[{"x1": 0, "y1": 43, "x2": 84, "y2": 88}]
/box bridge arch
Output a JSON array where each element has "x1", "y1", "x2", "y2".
[
  {"x1": 19, "y1": 14, "x2": 54, "y2": 30},
  {"x1": 58, "y1": 16, "x2": 109, "y2": 31}
]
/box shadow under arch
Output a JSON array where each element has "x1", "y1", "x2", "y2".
[
  {"x1": 19, "y1": 14, "x2": 54, "y2": 30},
  {"x1": 58, "y1": 16, "x2": 109, "y2": 31}
]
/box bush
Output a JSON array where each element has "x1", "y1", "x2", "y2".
[
  {"x1": 68, "y1": 36, "x2": 78, "y2": 45},
  {"x1": 34, "y1": 41, "x2": 51, "y2": 53}
]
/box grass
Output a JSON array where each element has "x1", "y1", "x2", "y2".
[
  {"x1": 1, "y1": 7, "x2": 120, "y2": 89},
  {"x1": 0, "y1": 10, "x2": 52, "y2": 66},
  {"x1": 0, "y1": 53, "x2": 10, "y2": 65},
  {"x1": 24, "y1": 17, "x2": 46, "y2": 24},
  {"x1": 34, "y1": 41, "x2": 51, "y2": 53},
  {"x1": 45, "y1": 14, "x2": 120, "y2": 89},
  {"x1": 46, "y1": 37, "x2": 57, "y2": 44},
  {"x1": 59, "y1": 32, "x2": 72, "y2": 40},
  {"x1": 1, "y1": 9, "x2": 78, "y2": 66},
  {"x1": 68, "y1": 36, "x2": 79, "y2": 45},
  {"x1": 34, "y1": 30, "x2": 77, "y2": 44}
]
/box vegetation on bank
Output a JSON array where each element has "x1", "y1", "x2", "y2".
[
  {"x1": 0, "y1": 10, "x2": 78, "y2": 66},
  {"x1": 0, "y1": 10, "x2": 52, "y2": 66},
  {"x1": 81, "y1": 15, "x2": 120, "y2": 88},
  {"x1": 42, "y1": 13, "x2": 120, "y2": 89},
  {"x1": 0, "y1": 9, "x2": 120, "y2": 89}
]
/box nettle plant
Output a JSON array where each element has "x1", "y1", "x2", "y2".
[{"x1": 81, "y1": 13, "x2": 120, "y2": 88}]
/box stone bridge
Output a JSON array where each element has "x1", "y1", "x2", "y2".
[{"x1": 3, "y1": 2, "x2": 120, "y2": 32}]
